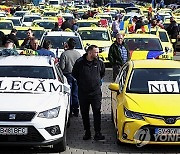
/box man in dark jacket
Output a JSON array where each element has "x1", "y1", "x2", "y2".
[
  {"x1": 166, "y1": 17, "x2": 179, "y2": 51},
  {"x1": 4, "y1": 29, "x2": 19, "y2": 47},
  {"x1": 72, "y1": 45, "x2": 105, "y2": 141},
  {"x1": 61, "y1": 18, "x2": 72, "y2": 31},
  {"x1": 108, "y1": 33, "x2": 130, "y2": 81}
]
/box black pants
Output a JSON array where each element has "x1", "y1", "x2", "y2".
[
  {"x1": 112, "y1": 65, "x2": 122, "y2": 81},
  {"x1": 79, "y1": 96, "x2": 102, "y2": 132}
]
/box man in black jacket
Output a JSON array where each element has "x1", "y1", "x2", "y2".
[
  {"x1": 72, "y1": 45, "x2": 105, "y2": 141},
  {"x1": 4, "y1": 29, "x2": 19, "y2": 47}
]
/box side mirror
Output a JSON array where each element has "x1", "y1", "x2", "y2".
[
  {"x1": 108, "y1": 83, "x2": 119, "y2": 92},
  {"x1": 171, "y1": 39, "x2": 176, "y2": 43}
]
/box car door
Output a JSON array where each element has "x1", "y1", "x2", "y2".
[{"x1": 111, "y1": 64, "x2": 129, "y2": 127}]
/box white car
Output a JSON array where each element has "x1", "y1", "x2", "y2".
[
  {"x1": 0, "y1": 56, "x2": 70, "y2": 152},
  {"x1": 40, "y1": 31, "x2": 85, "y2": 57}
]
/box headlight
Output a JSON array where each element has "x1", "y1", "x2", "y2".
[
  {"x1": 124, "y1": 108, "x2": 144, "y2": 120},
  {"x1": 38, "y1": 106, "x2": 60, "y2": 118},
  {"x1": 102, "y1": 46, "x2": 110, "y2": 52}
]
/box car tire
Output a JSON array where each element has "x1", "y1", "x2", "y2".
[
  {"x1": 116, "y1": 129, "x2": 125, "y2": 146},
  {"x1": 52, "y1": 128, "x2": 67, "y2": 152}
]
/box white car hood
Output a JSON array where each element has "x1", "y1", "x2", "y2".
[
  {"x1": 0, "y1": 77, "x2": 66, "y2": 112},
  {"x1": 0, "y1": 93, "x2": 62, "y2": 112}
]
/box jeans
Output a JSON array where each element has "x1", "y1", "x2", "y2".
[{"x1": 64, "y1": 74, "x2": 79, "y2": 115}]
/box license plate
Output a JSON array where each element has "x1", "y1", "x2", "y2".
[
  {"x1": 0, "y1": 127, "x2": 28, "y2": 135},
  {"x1": 155, "y1": 128, "x2": 180, "y2": 135}
]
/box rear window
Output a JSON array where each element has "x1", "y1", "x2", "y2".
[{"x1": 0, "y1": 66, "x2": 55, "y2": 79}]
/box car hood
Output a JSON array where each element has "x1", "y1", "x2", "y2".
[
  {"x1": 125, "y1": 93, "x2": 180, "y2": 116},
  {"x1": 0, "y1": 77, "x2": 65, "y2": 112},
  {"x1": 82, "y1": 40, "x2": 112, "y2": 48},
  {"x1": 0, "y1": 93, "x2": 62, "y2": 112}
]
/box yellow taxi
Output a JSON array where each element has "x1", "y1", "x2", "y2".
[
  {"x1": 109, "y1": 60, "x2": 180, "y2": 145},
  {"x1": 124, "y1": 34, "x2": 173, "y2": 60},
  {"x1": 136, "y1": 28, "x2": 174, "y2": 54},
  {"x1": 16, "y1": 27, "x2": 45, "y2": 46},
  {"x1": 78, "y1": 26, "x2": 113, "y2": 64},
  {"x1": 0, "y1": 19, "x2": 14, "y2": 35}
]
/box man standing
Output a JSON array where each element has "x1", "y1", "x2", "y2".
[
  {"x1": 108, "y1": 33, "x2": 130, "y2": 81},
  {"x1": 59, "y1": 38, "x2": 81, "y2": 117},
  {"x1": 112, "y1": 16, "x2": 120, "y2": 38},
  {"x1": 21, "y1": 28, "x2": 35, "y2": 48},
  {"x1": 5, "y1": 28, "x2": 19, "y2": 47},
  {"x1": 166, "y1": 17, "x2": 179, "y2": 51},
  {"x1": 0, "y1": 39, "x2": 19, "y2": 56},
  {"x1": 37, "y1": 40, "x2": 55, "y2": 57},
  {"x1": 72, "y1": 45, "x2": 105, "y2": 141}
]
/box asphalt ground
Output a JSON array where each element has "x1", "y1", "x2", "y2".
[{"x1": 0, "y1": 55, "x2": 180, "y2": 154}]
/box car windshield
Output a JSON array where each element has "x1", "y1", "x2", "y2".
[
  {"x1": 0, "y1": 22, "x2": 13, "y2": 29},
  {"x1": 0, "y1": 66, "x2": 55, "y2": 79},
  {"x1": 124, "y1": 38, "x2": 163, "y2": 51},
  {"x1": 127, "y1": 68, "x2": 180, "y2": 94},
  {"x1": 14, "y1": 12, "x2": 26, "y2": 17},
  {"x1": 10, "y1": 19, "x2": 21, "y2": 26},
  {"x1": 16, "y1": 30, "x2": 44, "y2": 39},
  {"x1": 36, "y1": 22, "x2": 55, "y2": 29},
  {"x1": 79, "y1": 30, "x2": 110, "y2": 41},
  {"x1": 49, "y1": 1, "x2": 58, "y2": 4},
  {"x1": 43, "y1": 36, "x2": 83, "y2": 49},
  {"x1": 44, "y1": 12, "x2": 57, "y2": 16},
  {"x1": 23, "y1": 16, "x2": 41, "y2": 22},
  {"x1": 78, "y1": 22, "x2": 99, "y2": 27},
  {"x1": 125, "y1": 8, "x2": 140, "y2": 13}
]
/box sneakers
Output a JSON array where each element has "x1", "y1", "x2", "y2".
[
  {"x1": 83, "y1": 130, "x2": 91, "y2": 140},
  {"x1": 94, "y1": 132, "x2": 105, "y2": 141}
]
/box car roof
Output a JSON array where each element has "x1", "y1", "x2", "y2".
[
  {"x1": 0, "y1": 56, "x2": 54, "y2": 67},
  {"x1": 131, "y1": 60, "x2": 180, "y2": 68},
  {"x1": 16, "y1": 26, "x2": 44, "y2": 30},
  {"x1": 45, "y1": 31, "x2": 79, "y2": 37},
  {"x1": 78, "y1": 27, "x2": 108, "y2": 31},
  {"x1": 124, "y1": 34, "x2": 160, "y2": 38}
]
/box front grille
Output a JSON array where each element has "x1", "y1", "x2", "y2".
[
  {"x1": 0, "y1": 126, "x2": 45, "y2": 142},
  {"x1": 141, "y1": 125, "x2": 180, "y2": 142},
  {"x1": 0, "y1": 112, "x2": 36, "y2": 121}
]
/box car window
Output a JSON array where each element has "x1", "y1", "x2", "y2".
[
  {"x1": 127, "y1": 68, "x2": 180, "y2": 94},
  {"x1": 0, "y1": 66, "x2": 55, "y2": 79},
  {"x1": 78, "y1": 22, "x2": 99, "y2": 27},
  {"x1": 124, "y1": 38, "x2": 163, "y2": 51},
  {"x1": 17, "y1": 30, "x2": 44, "y2": 40},
  {"x1": 79, "y1": 30, "x2": 110, "y2": 41},
  {"x1": 159, "y1": 31, "x2": 169, "y2": 42},
  {"x1": 116, "y1": 64, "x2": 129, "y2": 92},
  {"x1": 43, "y1": 36, "x2": 83, "y2": 49},
  {"x1": 0, "y1": 22, "x2": 13, "y2": 29},
  {"x1": 23, "y1": 16, "x2": 41, "y2": 22},
  {"x1": 36, "y1": 22, "x2": 55, "y2": 29},
  {"x1": 55, "y1": 64, "x2": 64, "y2": 83}
]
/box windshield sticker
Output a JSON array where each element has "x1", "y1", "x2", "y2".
[
  {"x1": 148, "y1": 81, "x2": 179, "y2": 93},
  {"x1": 0, "y1": 78, "x2": 62, "y2": 93}
]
